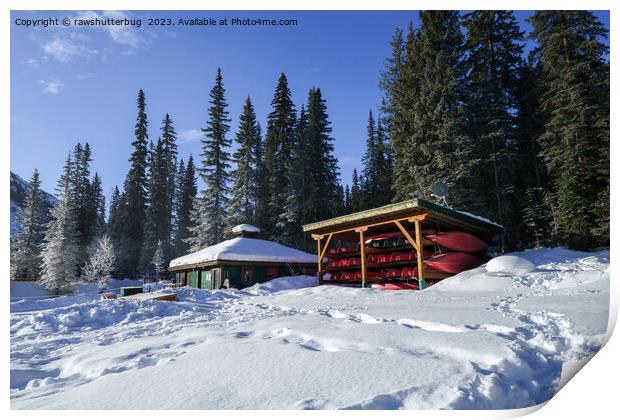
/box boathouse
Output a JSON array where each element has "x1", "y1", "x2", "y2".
[
  {"x1": 169, "y1": 224, "x2": 318, "y2": 289},
  {"x1": 302, "y1": 199, "x2": 503, "y2": 290}
]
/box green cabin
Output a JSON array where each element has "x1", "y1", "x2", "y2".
[{"x1": 169, "y1": 224, "x2": 318, "y2": 289}]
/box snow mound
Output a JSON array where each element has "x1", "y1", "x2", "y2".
[
  {"x1": 486, "y1": 255, "x2": 535, "y2": 276},
  {"x1": 232, "y1": 224, "x2": 260, "y2": 233},
  {"x1": 246, "y1": 275, "x2": 318, "y2": 293}
]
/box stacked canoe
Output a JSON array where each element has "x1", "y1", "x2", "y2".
[{"x1": 325, "y1": 230, "x2": 488, "y2": 289}]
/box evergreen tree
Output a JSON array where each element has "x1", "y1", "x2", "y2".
[
  {"x1": 174, "y1": 155, "x2": 197, "y2": 257},
  {"x1": 375, "y1": 118, "x2": 394, "y2": 206},
  {"x1": 344, "y1": 184, "x2": 352, "y2": 213},
  {"x1": 107, "y1": 186, "x2": 123, "y2": 258},
  {"x1": 350, "y1": 169, "x2": 362, "y2": 212},
  {"x1": 228, "y1": 97, "x2": 260, "y2": 231},
  {"x1": 10, "y1": 169, "x2": 48, "y2": 280},
  {"x1": 253, "y1": 123, "x2": 269, "y2": 233},
  {"x1": 379, "y1": 27, "x2": 405, "y2": 132},
  {"x1": 529, "y1": 11, "x2": 609, "y2": 249},
  {"x1": 173, "y1": 156, "x2": 197, "y2": 257},
  {"x1": 117, "y1": 89, "x2": 149, "y2": 277},
  {"x1": 279, "y1": 105, "x2": 309, "y2": 248},
  {"x1": 189, "y1": 68, "x2": 232, "y2": 250},
  {"x1": 87, "y1": 173, "x2": 106, "y2": 241},
  {"x1": 463, "y1": 11, "x2": 524, "y2": 246},
  {"x1": 263, "y1": 73, "x2": 297, "y2": 240},
  {"x1": 140, "y1": 138, "x2": 170, "y2": 275},
  {"x1": 40, "y1": 176, "x2": 79, "y2": 294},
  {"x1": 304, "y1": 88, "x2": 340, "y2": 222},
  {"x1": 391, "y1": 12, "x2": 475, "y2": 207},
  {"x1": 160, "y1": 113, "x2": 178, "y2": 251},
  {"x1": 514, "y1": 58, "x2": 553, "y2": 248}
]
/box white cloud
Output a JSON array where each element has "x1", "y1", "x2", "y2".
[
  {"x1": 76, "y1": 10, "x2": 146, "y2": 48},
  {"x1": 42, "y1": 38, "x2": 97, "y2": 63},
  {"x1": 38, "y1": 79, "x2": 64, "y2": 94},
  {"x1": 178, "y1": 129, "x2": 204, "y2": 143}
]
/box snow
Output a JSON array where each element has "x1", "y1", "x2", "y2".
[
  {"x1": 232, "y1": 223, "x2": 261, "y2": 234},
  {"x1": 455, "y1": 209, "x2": 503, "y2": 229},
  {"x1": 169, "y1": 237, "x2": 317, "y2": 267},
  {"x1": 486, "y1": 255, "x2": 536, "y2": 276},
  {"x1": 10, "y1": 247, "x2": 610, "y2": 409}
]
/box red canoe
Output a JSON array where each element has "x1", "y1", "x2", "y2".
[
  {"x1": 426, "y1": 231, "x2": 488, "y2": 253},
  {"x1": 424, "y1": 253, "x2": 483, "y2": 274},
  {"x1": 372, "y1": 283, "x2": 419, "y2": 290}
]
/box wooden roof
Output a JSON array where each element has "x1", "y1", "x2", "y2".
[{"x1": 302, "y1": 199, "x2": 503, "y2": 238}]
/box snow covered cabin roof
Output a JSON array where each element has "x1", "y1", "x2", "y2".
[{"x1": 169, "y1": 237, "x2": 317, "y2": 270}]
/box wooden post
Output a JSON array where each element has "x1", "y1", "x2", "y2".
[
  {"x1": 313, "y1": 233, "x2": 333, "y2": 284},
  {"x1": 356, "y1": 227, "x2": 368, "y2": 288},
  {"x1": 414, "y1": 220, "x2": 426, "y2": 290},
  {"x1": 394, "y1": 220, "x2": 419, "y2": 253}
]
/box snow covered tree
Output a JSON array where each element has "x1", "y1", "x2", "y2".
[
  {"x1": 379, "y1": 26, "x2": 405, "y2": 136},
  {"x1": 117, "y1": 89, "x2": 150, "y2": 277},
  {"x1": 10, "y1": 169, "x2": 48, "y2": 280},
  {"x1": 529, "y1": 11, "x2": 609, "y2": 249},
  {"x1": 189, "y1": 68, "x2": 232, "y2": 250},
  {"x1": 263, "y1": 73, "x2": 297, "y2": 240},
  {"x1": 152, "y1": 240, "x2": 165, "y2": 280},
  {"x1": 82, "y1": 234, "x2": 115, "y2": 291},
  {"x1": 40, "y1": 180, "x2": 80, "y2": 295},
  {"x1": 228, "y1": 97, "x2": 260, "y2": 232},
  {"x1": 173, "y1": 156, "x2": 197, "y2": 257}
]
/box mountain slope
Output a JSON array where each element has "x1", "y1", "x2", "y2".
[{"x1": 10, "y1": 171, "x2": 57, "y2": 235}]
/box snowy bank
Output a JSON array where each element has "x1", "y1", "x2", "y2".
[{"x1": 10, "y1": 248, "x2": 610, "y2": 409}]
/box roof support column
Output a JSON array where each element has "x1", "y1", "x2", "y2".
[
  {"x1": 313, "y1": 233, "x2": 333, "y2": 285},
  {"x1": 414, "y1": 219, "x2": 426, "y2": 290},
  {"x1": 356, "y1": 227, "x2": 368, "y2": 288}
]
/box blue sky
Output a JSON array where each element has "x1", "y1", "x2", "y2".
[{"x1": 10, "y1": 10, "x2": 610, "y2": 201}]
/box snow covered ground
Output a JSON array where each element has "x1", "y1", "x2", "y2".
[{"x1": 10, "y1": 248, "x2": 610, "y2": 409}]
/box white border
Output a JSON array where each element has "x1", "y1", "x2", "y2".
[{"x1": 2, "y1": 1, "x2": 616, "y2": 419}]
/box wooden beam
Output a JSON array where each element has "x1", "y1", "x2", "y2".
[
  {"x1": 407, "y1": 214, "x2": 428, "y2": 223},
  {"x1": 315, "y1": 233, "x2": 333, "y2": 283},
  {"x1": 311, "y1": 234, "x2": 325, "y2": 240},
  {"x1": 359, "y1": 229, "x2": 367, "y2": 288},
  {"x1": 309, "y1": 213, "x2": 429, "y2": 238},
  {"x1": 394, "y1": 220, "x2": 419, "y2": 253},
  {"x1": 414, "y1": 220, "x2": 426, "y2": 290}
]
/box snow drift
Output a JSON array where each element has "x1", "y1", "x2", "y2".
[{"x1": 10, "y1": 248, "x2": 610, "y2": 410}]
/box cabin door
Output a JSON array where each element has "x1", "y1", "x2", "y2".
[
  {"x1": 200, "y1": 270, "x2": 212, "y2": 290},
  {"x1": 189, "y1": 270, "x2": 198, "y2": 288}
]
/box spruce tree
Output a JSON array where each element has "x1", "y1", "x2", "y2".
[
  {"x1": 173, "y1": 156, "x2": 197, "y2": 257},
  {"x1": 375, "y1": 119, "x2": 394, "y2": 206},
  {"x1": 379, "y1": 27, "x2": 405, "y2": 133},
  {"x1": 529, "y1": 11, "x2": 609, "y2": 249},
  {"x1": 279, "y1": 105, "x2": 308, "y2": 248},
  {"x1": 117, "y1": 89, "x2": 149, "y2": 277},
  {"x1": 463, "y1": 11, "x2": 524, "y2": 245},
  {"x1": 140, "y1": 138, "x2": 170, "y2": 275},
  {"x1": 304, "y1": 88, "x2": 339, "y2": 222},
  {"x1": 228, "y1": 97, "x2": 260, "y2": 231},
  {"x1": 263, "y1": 73, "x2": 297, "y2": 240},
  {"x1": 189, "y1": 68, "x2": 232, "y2": 250},
  {"x1": 391, "y1": 12, "x2": 474, "y2": 207},
  {"x1": 10, "y1": 169, "x2": 48, "y2": 280},
  {"x1": 40, "y1": 175, "x2": 80, "y2": 294},
  {"x1": 350, "y1": 169, "x2": 362, "y2": 212},
  {"x1": 107, "y1": 186, "x2": 123, "y2": 262},
  {"x1": 253, "y1": 123, "x2": 269, "y2": 233},
  {"x1": 160, "y1": 113, "x2": 178, "y2": 251}
]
